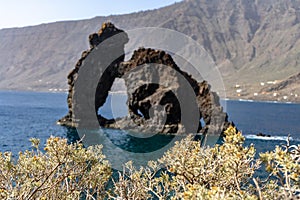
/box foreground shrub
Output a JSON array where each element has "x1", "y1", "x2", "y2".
[
  {"x1": 109, "y1": 127, "x2": 260, "y2": 199},
  {"x1": 109, "y1": 127, "x2": 299, "y2": 199},
  {"x1": 0, "y1": 127, "x2": 299, "y2": 199},
  {"x1": 0, "y1": 137, "x2": 111, "y2": 199},
  {"x1": 259, "y1": 139, "x2": 300, "y2": 199}
]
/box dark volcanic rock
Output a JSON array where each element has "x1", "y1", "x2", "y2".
[
  {"x1": 256, "y1": 132, "x2": 271, "y2": 137},
  {"x1": 57, "y1": 22, "x2": 128, "y2": 127},
  {"x1": 58, "y1": 22, "x2": 233, "y2": 136}
]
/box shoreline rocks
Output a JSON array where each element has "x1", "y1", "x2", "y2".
[{"x1": 256, "y1": 132, "x2": 271, "y2": 137}]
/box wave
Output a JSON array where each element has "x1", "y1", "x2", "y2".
[
  {"x1": 109, "y1": 91, "x2": 127, "y2": 94},
  {"x1": 238, "y1": 99, "x2": 254, "y2": 102},
  {"x1": 245, "y1": 134, "x2": 294, "y2": 141},
  {"x1": 222, "y1": 98, "x2": 300, "y2": 105}
]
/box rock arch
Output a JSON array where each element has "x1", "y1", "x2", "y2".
[{"x1": 58, "y1": 22, "x2": 233, "y2": 136}]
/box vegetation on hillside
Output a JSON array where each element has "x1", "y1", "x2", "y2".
[{"x1": 0, "y1": 127, "x2": 299, "y2": 199}]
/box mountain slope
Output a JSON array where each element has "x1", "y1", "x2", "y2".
[
  {"x1": 0, "y1": 0, "x2": 299, "y2": 101},
  {"x1": 259, "y1": 72, "x2": 300, "y2": 102}
]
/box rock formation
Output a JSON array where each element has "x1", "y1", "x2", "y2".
[
  {"x1": 58, "y1": 22, "x2": 233, "y2": 136},
  {"x1": 57, "y1": 22, "x2": 128, "y2": 127},
  {"x1": 256, "y1": 132, "x2": 271, "y2": 137}
]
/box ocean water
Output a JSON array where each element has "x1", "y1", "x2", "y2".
[
  {"x1": 0, "y1": 91, "x2": 69, "y2": 156},
  {"x1": 0, "y1": 91, "x2": 299, "y2": 159}
]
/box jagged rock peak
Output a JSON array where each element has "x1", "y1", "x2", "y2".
[
  {"x1": 58, "y1": 22, "x2": 127, "y2": 127},
  {"x1": 89, "y1": 22, "x2": 128, "y2": 48}
]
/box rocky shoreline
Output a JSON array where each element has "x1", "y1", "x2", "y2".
[
  {"x1": 226, "y1": 72, "x2": 300, "y2": 104},
  {"x1": 227, "y1": 96, "x2": 300, "y2": 104}
]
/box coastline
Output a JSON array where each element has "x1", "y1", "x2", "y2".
[
  {"x1": 1, "y1": 89, "x2": 300, "y2": 105},
  {"x1": 224, "y1": 98, "x2": 300, "y2": 105}
]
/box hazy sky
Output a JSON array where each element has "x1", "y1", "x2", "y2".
[{"x1": 0, "y1": 0, "x2": 179, "y2": 29}]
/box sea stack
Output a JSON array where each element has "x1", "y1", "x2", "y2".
[{"x1": 58, "y1": 22, "x2": 234, "y2": 136}]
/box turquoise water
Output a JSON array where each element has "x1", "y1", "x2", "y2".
[{"x1": 0, "y1": 91, "x2": 299, "y2": 159}]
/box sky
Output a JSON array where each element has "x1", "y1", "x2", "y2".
[{"x1": 0, "y1": 0, "x2": 180, "y2": 29}]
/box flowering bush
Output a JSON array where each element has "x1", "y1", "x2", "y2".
[
  {"x1": 259, "y1": 138, "x2": 300, "y2": 199},
  {"x1": 0, "y1": 127, "x2": 299, "y2": 199},
  {"x1": 109, "y1": 126, "x2": 300, "y2": 199},
  {"x1": 0, "y1": 137, "x2": 111, "y2": 199}
]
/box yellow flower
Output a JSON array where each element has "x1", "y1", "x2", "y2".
[
  {"x1": 0, "y1": 189, "x2": 6, "y2": 193},
  {"x1": 266, "y1": 164, "x2": 273, "y2": 172},
  {"x1": 33, "y1": 155, "x2": 38, "y2": 161},
  {"x1": 211, "y1": 186, "x2": 219, "y2": 191},
  {"x1": 183, "y1": 191, "x2": 192, "y2": 198},
  {"x1": 169, "y1": 167, "x2": 175, "y2": 173},
  {"x1": 291, "y1": 173, "x2": 298, "y2": 181}
]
